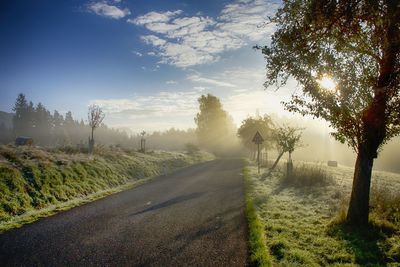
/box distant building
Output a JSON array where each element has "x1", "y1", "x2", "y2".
[
  {"x1": 327, "y1": 160, "x2": 338, "y2": 167},
  {"x1": 15, "y1": 136, "x2": 33, "y2": 146}
]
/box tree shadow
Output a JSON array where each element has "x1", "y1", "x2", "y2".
[
  {"x1": 327, "y1": 223, "x2": 390, "y2": 265},
  {"x1": 132, "y1": 192, "x2": 205, "y2": 216}
]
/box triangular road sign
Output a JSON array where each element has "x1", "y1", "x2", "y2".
[{"x1": 252, "y1": 131, "x2": 264, "y2": 144}]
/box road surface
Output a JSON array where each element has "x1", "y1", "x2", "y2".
[{"x1": 0, "y1": 159, "x2": 248, "y2": 266}]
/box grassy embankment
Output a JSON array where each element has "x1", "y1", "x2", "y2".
[
  {"x1": 245, "y1": 160, "x2": 400, "y2": 266},
  {"x1": 244, "y1": 165, "x2": 274, "y2": 267},
  {"x1": 0, "y1": 145, "x2": 213, "y2": 233}
]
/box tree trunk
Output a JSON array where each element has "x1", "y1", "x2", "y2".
[
  {"x1": 270, "y1": 151, "x2": 284, "y2": 171},
  {"x1": 346, "y1": 150, "x2": 374, "y2": 225},
  {"x1": 262, "y1": 151, "x2": 285, "y2": 180}
]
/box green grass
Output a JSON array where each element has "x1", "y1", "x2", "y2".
[
  {"x1": 0, "y1": 145, "x2": 214, "y2": 233},
  {"x1": 243, "y1": 164, "x2": 274, "y2": 267},
  {"x1": 246, "y1": 160, "x2": 400, "y2": 266}
]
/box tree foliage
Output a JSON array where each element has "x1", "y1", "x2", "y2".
[
  {"x1": 261, "y1": 0, "x2": 400, "y2": 224},
  {"x1": 262, "y1": 0, "x2": 400, "y2": 154},
  {"x1": 237, "y1": 115, "x2": 274, "y2": 152},
  {"x1": 195, "y1": 94, "x2": 236, "y2": 153},
  {"x1": 274, "y1": 125, "x2": 303, "y2": 157}
]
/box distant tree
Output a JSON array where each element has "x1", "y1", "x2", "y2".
[
  {"x1": 237, "y1": 115, "x2": 274, "y2": 159},
  {"x1": 260, "y1": 0, "x2": 400, "y2": 224},
  {"x1": 264, "y1": 125, "x2": 303, "y2": 179},
  {"x1": 64, "y1": 111, "x2": 74, "y2": 127},
  {"x1": 33, "y1": 103, "x2": 52, "y2": 144},
  {"x1": 273, "y1": 125, "x2": 303, "y2": 165},
  {"x1": 184, "y1": 143, "x2": 200, "y2": 154},
  {"x1": 195, "y1": 94, "x2": 236, "y2": 154},
  {"x1": 9, "y1": 94, "x2": 135, "y2": 148},
  {"x1": 12, "y1": 93, "x2": 28, "y2": 136},
  {"x1": 51, "y1": 110, "x2": 64, "y2": 144},
  {"x1": 88, "y1": 105, "x2": 105, "y2": 153}
]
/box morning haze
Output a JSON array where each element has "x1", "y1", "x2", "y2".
[{"x1": 0, "y1": 0, "x2": 399, "y2": 266}]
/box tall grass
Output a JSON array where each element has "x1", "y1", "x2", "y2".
[
  {"x1": 370, "y1": 182, "x2": 400, "y2": 232},
  {"x1": 282, "y1": 163, "x2": 335, "y2": 187}
]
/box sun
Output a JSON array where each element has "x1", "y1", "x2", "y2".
[{"x1": 317, "y1": 74, "x2": 337, "y2": 91}]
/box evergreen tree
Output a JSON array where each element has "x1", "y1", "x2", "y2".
[{"x1": 12, "y1": 94, "x2": 28, "y2": 136}]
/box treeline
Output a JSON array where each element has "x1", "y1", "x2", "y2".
[
  {"x1": 0, "y1": 94, "x2": 196, "y2": 150},
  {"x1": 2, "y1": 94, "x2": 132, "y2": 147},
  {"x1": 141, "y1": 128, "x2": 196, "y2": 151}
]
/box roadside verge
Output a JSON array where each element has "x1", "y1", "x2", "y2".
[
  {"x1": 0, "y1": 145, "x2": 214, "y2": 233},
  {"x1": 243, "y1": 163, "x2": 273, "y2": 267}
]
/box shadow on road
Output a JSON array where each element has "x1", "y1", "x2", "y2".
[{"x1": 132, "y1": 192, "x2": 205, "y2": 216}]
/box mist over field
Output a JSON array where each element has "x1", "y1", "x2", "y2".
[{"x1": 1, "y1": 0, "x2": 399, "y2": 266}]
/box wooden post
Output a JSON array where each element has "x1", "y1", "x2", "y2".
[
  {"x1": 257, "y1": 143, "x2": 260, "y2": 174},
  {"x1": 252, "y1": 131, "x2": 264, "y2": 175}
]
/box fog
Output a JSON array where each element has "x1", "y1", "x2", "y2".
[
  {"x1": 253, "y1": 114, "x2": 400, "y2": 173},
  {"x1": 1, "y1": 93, "x2": 399, "y2": 173}
]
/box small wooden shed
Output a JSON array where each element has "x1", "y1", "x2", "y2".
[{"x1": 15, "y1": 136, "x2": 33, "y2": 146}]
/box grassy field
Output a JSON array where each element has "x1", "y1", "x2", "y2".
[
  {"x1": 245, "y1": 160, "x2": 400, "y2": 266},
  {"x1": 0, "y1": 145, "x2": 213, "y2": 233}
]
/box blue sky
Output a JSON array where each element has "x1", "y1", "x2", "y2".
[{"x1": 0, "y1": 0, "x2": 294, "y2": 132}]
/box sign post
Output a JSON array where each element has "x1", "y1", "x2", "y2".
[{"x1": 252, "y1": 131, "x2": 264, "y2": 174}]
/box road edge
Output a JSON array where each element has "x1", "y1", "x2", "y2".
[{"x1": 243, "y1": 161, "x2": 273, "y2": 267}]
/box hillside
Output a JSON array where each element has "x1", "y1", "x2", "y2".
[
  {"x1": 245, "y1": 160, "x2": 400, "y2": 266},
  {"x1": 0, "y1": 145, "x2": 213, "y2": 232}
]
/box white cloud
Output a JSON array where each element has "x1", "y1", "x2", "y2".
[
  {"x1": 129, "y1": 10, "x2": 183, "y2": 25},
  {"x1": 132, "y1": 0, "x2": 278, "y2": 67},
  {"x1": 141, "y1": 35, "x2": 167, "y2": 46},
  {"x1": 166, "y1": 80, "x2": 177, "y2": 84},
  {"x1": 91, "y1": 89, "x2": 201, "y2": 131},
  {"x1": 187, "y1": 74, "x2": 236, "y2": 88},
  {"x1": 132, "y1": 51, "x2": 143, "y2": 57},
  {"x1": 147, "y1": 51, "x2": 156, "y2": 56},
  {"x1": 193, "y1": 86, "x2": 207, "y2": 92},
  {"x1": 92, "y1": 90, "x2": 200, "y2": 116},
  {"x1": 87, "y1": 2, "x2": 131, "y2": 19},
  {"x1": 90, "y1": 66, "x2": 298, "y2": 131}
]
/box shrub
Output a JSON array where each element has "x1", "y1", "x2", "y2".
[
  {"x1": 282, "y1": 164, "x2": 335, "y2": 187},
  {"x1": 184, "y1": 143, "x2": 200, "y2": 154}
]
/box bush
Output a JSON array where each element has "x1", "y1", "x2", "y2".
[
  {"x1": 184, "y1": 143, "x2": 200, "y2": 154},
  {"x1": 282, "y1": 164, "x2": 335, "y2": 187}
]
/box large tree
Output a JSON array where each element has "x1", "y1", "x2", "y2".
[
  {"x1": 195, "y1": 94, "x2": 236, "y2": 154},
  {"x1": 261, "y1": 0, "x2": 400, "y2": 224}
]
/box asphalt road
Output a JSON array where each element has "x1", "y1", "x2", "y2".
[{"x1": 0, "y1": 159, "x2": 248, "y2": 266}]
